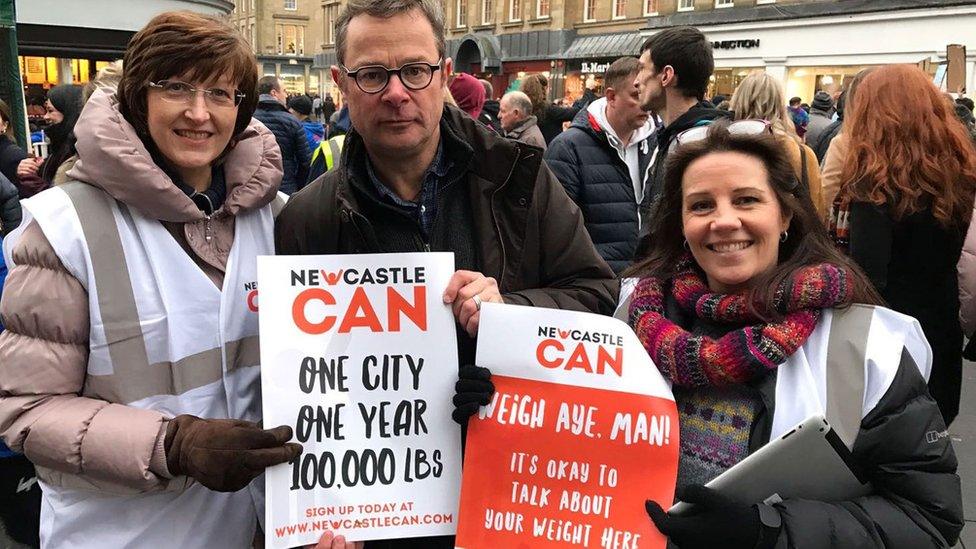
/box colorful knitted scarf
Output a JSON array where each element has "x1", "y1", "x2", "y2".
[{"x1": 629, "y1": 256, "x2": 851, "y2": 387}]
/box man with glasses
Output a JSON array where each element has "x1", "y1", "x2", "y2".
[
  {"x1": 254, "y1": 75, "x2": 311, "y2": 194},
  {"x1": 275, "y1": 1, "x2": 616, "y2": 539},
  {"x1": 634, "y1": 26, "x2": 728, "y2": 256}
]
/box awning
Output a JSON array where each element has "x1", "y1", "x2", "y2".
[{"x1": 563, "y1": 33, "x2": 643, "y2": 60}]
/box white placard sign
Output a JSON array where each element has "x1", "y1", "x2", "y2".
[{"x1": 258, "y1": 253, "x2": 462, "y2": 548}]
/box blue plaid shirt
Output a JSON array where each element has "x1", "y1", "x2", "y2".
[{"x1": 365, "y1": 140, "x2": 452, "y2": 237}]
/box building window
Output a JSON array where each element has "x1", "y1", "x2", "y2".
[
  {"x1": 250, "y1": 22, "x2": 256, "y2": 48},
  {"x1": 457, "y1": 0, "x2": 467, "y2": 27},
  {"x1": 250, "y1": 0, "x2": 255, "y2": 10},
  {"x1": 284, "y1": 0, "x2": 297, "y2": 9},
  {"x1": 643, "y1": 0, "x2": 657, "y2": 15},
  {"x1": 677, "y1": 0, "x2": 694, "y2": 11},
  {"x1": 510, "y1": 0, "x2": 521, "y2": 21},
  {"x1": 613, "y1": 0, "x2": 626, "y2": 19},
  {"x1": 756, "y1": 0, "x2": 776, "y2": 3},
  {"x1": 536, "y1": 0, "x2": 549, "y2": 18},
  {"x1": 325, "y1": 5, "x2": 338, "y2": 44},
  {"x1": 482, "y1": 0, "x2": 493, "y2": 24},
  {"x1": 715, "y1": 0, "x2": 733, "y2": 7},
  {"x1": 583, "y1": 0, "x2": 596, "y2": 22},
  {"x1": 276, "y1": 24, "x2": 305, "y2": 55}
]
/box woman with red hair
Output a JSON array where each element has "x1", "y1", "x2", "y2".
[{"x1": 833, "y1": 64, "x2": 976, "y2": 425}]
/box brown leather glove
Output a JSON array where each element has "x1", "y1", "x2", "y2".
[{"x1": 164, "y1": 415, "x2": 302, "y2": 492}]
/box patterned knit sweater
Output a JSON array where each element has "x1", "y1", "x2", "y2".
[{"x1": 663, "y1": 294, "x2": 768, "y2": 492}]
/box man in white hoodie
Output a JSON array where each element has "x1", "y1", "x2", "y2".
[{"x1": 544, "y1": 56, "x2": 656, "y2": 273}]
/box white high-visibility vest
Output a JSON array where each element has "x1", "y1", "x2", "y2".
[{"x1": 15, "y1": 182, "x2": 273, "y2": 549}]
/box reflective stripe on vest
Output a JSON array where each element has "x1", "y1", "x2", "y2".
[
  {"x1": 325, "y1": 135, "x2": 345, "y2": 171},
  {"x1": 23, "y1": 182, "x2": 267, "y2": 407}
]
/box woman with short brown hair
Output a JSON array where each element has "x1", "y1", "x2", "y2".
[{"x1": 0, "y1": 11, "x2": 296, "y2": 548}]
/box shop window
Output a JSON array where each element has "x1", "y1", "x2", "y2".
[
  {"x1": 677, "y1": 0, "x2": 694, "y2": 11},
  {"x1": 457, "y1": 0, "x2": 467, "y2": 27},
  {"x1": 644, "y1": 0, "x2": 657, "y2": 15},
  {"x1": 536, "y1": 0, "x2": 549, "y2": 18},
  {"x1": 583, "y1": 0, "x2": 596, "y2": 22},
  {"x1": 276, "y1": 24, "x2": 305, "y2": 55},
  {"x1": 715, "y1": 0, "x2": 733, "y2": 7},
  {"x1": 613, "y1": 0, "x2": 626, "y2": 19},
  {"x1": 482, "y1": 0, "x2": 494, "y2": 24},
  {"x1": 510, "y1": 0, "x2": 521, "y2": 22},
  {"x1": 284, "y1": 0, "x2": 297, "y2": 10}
]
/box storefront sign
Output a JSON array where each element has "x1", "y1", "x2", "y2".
[
  {"x1": 456, "y1": 303, "x2": 679, "y2": 549},
  {"x1": 258, "y1": 253, "x2": 462, "y2": 548},
  {"x1": 581, "y1": 62, "x2": 611, "y2": 74},
  {"x1": 712, "y1": 39, "x2": 761, "y2": 50}
]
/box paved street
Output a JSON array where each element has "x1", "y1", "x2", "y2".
[{"x1": 954, "y1": 357, "x2": 976, "y2": 549}]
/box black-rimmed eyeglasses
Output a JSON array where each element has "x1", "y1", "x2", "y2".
[{"x1": 340, "y1": 59, "x2": 442, "y2": 94}]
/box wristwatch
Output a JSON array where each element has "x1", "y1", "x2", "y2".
[{"x1": 755, "y1": 503, "x2": 782, "y2": 549}]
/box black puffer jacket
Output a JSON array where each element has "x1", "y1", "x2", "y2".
[
  {"x1": 656, "y1": 296, "x2": 963, "y2": 548},
  {"x1": 0, "y1": 171, "x2": 21, "y2": 235},
  {"x1": 0, "y1": 135, "x2": 28, "y2": 189},
  {"x1": 545, "y1": 105, "x2": 654, "y2": 274},
  {"x1": 253, "y1": 95, "x2": 311, "y2": 194}
]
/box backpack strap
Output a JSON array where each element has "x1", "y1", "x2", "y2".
[{"x1": 824, "y1": 305, "x2": 874, "y2": 450}]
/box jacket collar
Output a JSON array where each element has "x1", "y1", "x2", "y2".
[
  {"x1": 258, "y1": 94, "x2": 288, "y2": 111},
  {"x1": 337, "y1": 104, "x2": 521, "y2": 198},
  {"x1": 67, "y1": 88, "x2": 283, "y2": 222},
  {"x1": 507, "y1": 115, "x2": 539, "y2": 138},
  {"x1": 658, "y1": 101, "x2": 730, "y2": 151}
]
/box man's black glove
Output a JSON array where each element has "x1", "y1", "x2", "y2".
[
  {"x1": 452, "y1": 365, "x2": 494, "y2": 424},
  {"x1": 645, "y1": 485, "x2": 779, "y2": 549}
]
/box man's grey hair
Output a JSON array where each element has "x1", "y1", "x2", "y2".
[
  {"x1": 335, "y1": 0, "x2": 446, "y2": 66},
  {"x1": 502, "y1": 91, "x2": 532, "y2": 117}
]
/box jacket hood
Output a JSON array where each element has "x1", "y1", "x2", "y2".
[
  {"x1": 67, "y1": 88, "x2": 283, "y2": 222},
  {"x1": 584, "y1": 98, "x2": 655, "y2": 148},
  {"x1": 303, "y1": 120, "x2": 326, "y2": 139},
  {"x1": 567, "y1": 98, "x2": 655, "y2": 149},
  {"x1": 257, "y1": 95, "x2": 288, "y2": 112}
]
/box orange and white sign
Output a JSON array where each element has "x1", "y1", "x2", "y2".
[
  {"x1": 258, "y1": 253, "x2": 462, "y2": 548},
  {"x1": 456, "y1": 303, "x2": 678, "y2": 549}
]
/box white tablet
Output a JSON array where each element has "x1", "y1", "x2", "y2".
[{"x1": 669, "y1": 416, "x2": 871, "y2": 515}]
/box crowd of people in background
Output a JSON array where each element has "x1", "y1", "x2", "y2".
[{"x1": 0, "y1": 2, "x2": 974, "y2": 548}]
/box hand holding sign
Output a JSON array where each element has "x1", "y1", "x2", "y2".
[
  {"x1": 442, "y1": 270, "x2": 504, "y2": 337},
  {"x1": 304, "y1": 531, "x2": 365, "y2": 549}
]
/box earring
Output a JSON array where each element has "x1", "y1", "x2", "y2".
[
  {"x1": 683, "y1": 240, "x2": 690, "y2": 250},
  {"x1": 780, "y1": 231, "x2": 789, "y2": 243}
]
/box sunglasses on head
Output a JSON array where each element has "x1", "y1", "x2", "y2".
[{"x1": 673, "y1": 119, "x2": 772, "y2": 148}]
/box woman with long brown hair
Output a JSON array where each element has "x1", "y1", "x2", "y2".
[
  {"x1": 519, "y1": 73, "x2": 578, "y2": 144},
  {"x1": 834, "y1": 64, "x2": 976, "y2": 425}
]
